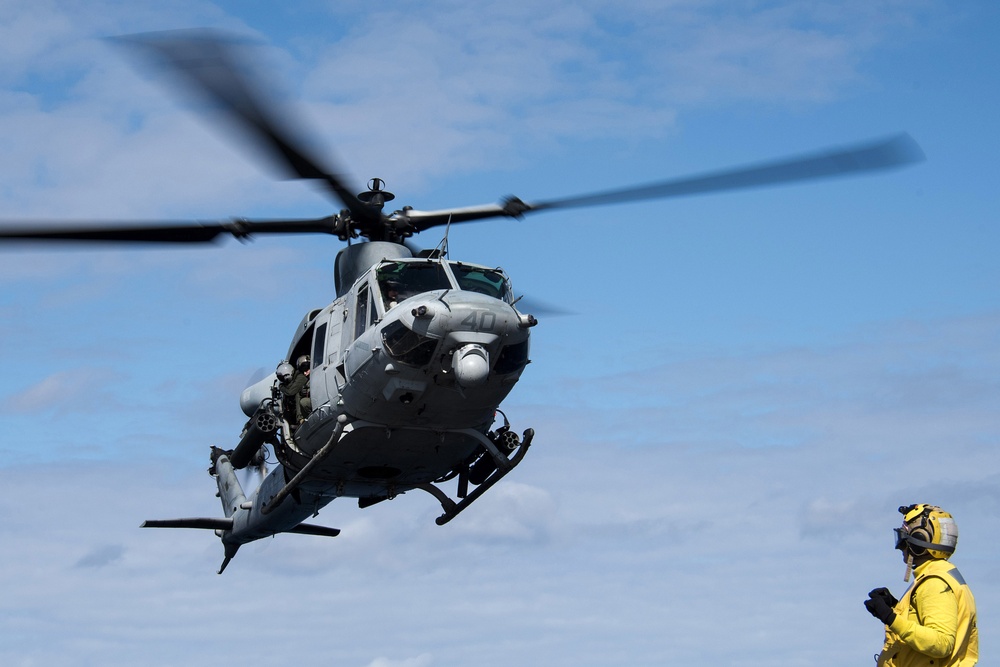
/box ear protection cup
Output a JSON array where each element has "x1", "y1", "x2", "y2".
[{"x1": 907, "y1": 525, "x2": 931, "y2": 556}]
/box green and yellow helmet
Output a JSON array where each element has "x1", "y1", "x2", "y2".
[{"x1": 894, "y1": 504, "x2": 958, "y2": 560}]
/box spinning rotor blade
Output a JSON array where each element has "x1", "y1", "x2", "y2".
[
  {"x1": 402, "y1": 133, "x2": 925, "y2": 231},
  {"x1": 0, "y1": 217, "x2": 340, "y2": 244},
  {"x1": 530, "y1": 132, "x2": 924, "y2": 211},
  {"x1": 0, "y1": 29, "x2": 924, "y2": 248},
  {"x1": 119, "y1": 30, "x2": 377, "y2": 226}
]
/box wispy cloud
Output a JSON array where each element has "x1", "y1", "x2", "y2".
[
  {"x1": 74, "y1": 543, "x2": 125, "y2": 568},
  {"x1": 0, "y1": 367, "x2": 126, "y2": 415},
  {"x1": 367, "y1": 655, "x2": 433, "y2": 667},
  {"x1": 0, "y1": 1, "x2": 932, "y2": 218}
]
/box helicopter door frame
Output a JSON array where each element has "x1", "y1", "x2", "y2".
[
  {"x1": 345, "y1": 277, "x2": 379, "y2": 344},
  {"x1": 308, "y1": 310, "x2": 332, "y2": 407},
  {"x1": 342, "y1": 274, "x2": 380, "y2": 379},
  {"x1": 286, "y1": 308, "x2": 322, "y2": 367},
  {"x1": 324, "y1": 299, "x2": 347, "y2": 395}
]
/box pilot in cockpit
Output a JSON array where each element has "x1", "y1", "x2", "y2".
[{"x1": 382, "y1": 281, "x2": 402, "y2": 310}]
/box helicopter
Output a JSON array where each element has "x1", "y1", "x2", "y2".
[{"x1": 0, "y1": 31, "x2": 925, "y2": 573}]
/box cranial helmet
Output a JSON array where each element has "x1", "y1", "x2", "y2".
[
  {"x1": 276, "y1": 362, "x2": 295, "y2": 383},
  {"x1": 895, "y1": 504, "x2": 958, "y2": 561}
]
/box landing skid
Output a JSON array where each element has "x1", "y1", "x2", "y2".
[{"x1": 418, "y1": 427, "x2": 534, "y2": 525}]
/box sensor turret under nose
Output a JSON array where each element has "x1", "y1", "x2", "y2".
[{"x1": 452, "y1": 344, "x2": 490, "y2": 387}]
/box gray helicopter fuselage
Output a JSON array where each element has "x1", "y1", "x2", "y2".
[{"x1": 239, "y1": 248, "x2": 534, "y2": 505}]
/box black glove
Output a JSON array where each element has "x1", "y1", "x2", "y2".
[
  {"x1": 870, "y1": 587, "x2": 899, "y2": 607},
  {"x1": 865, "y1": 587, "x2": 897, "y2": 625}
]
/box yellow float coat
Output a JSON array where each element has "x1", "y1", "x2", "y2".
[{"x1": 877, "y1": 559, "x2": 977, "y2": 667}]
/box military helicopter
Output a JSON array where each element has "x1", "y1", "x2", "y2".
[{"x1": 0, "y1": 31, "x2": 924, "y2": 573}]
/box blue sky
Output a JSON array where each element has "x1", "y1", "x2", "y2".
[{"x1": 1, "y1": 1, "x2": 998, "y2": 666}]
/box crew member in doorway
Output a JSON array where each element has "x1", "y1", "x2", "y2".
[
  {"x1": 865, "y1": 504, "x2": 978, "y2": 667},
  {"x1": 276, "y1": 358, "x2": 311, "y2": 425}
]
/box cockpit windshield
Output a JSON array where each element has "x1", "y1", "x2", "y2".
[
  {"x1": 449, "y1": 263, "x2": 512, "y2": 303},
  {"x1": 377, "y1": 261, "x2": 452, "y2": 308}
]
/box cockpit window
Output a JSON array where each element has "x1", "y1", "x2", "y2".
[
  {"x1": 449, "y1": 263, "x2": 512, "y2": 302},
  {"x1": 377, "y1": 261, "x2": 453, "y2": 308},
  {"x1": 382, "y1": 320, "x2": 438, "y2": 366}
]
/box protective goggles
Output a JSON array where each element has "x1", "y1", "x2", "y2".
[{"x1": 893, "y1": 527, "x2": 909, "y2": 550}]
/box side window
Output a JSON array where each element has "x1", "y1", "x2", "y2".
[
  {"x1": 312, "y1": 323, "x2": 328, "y2": 370},
  {"x1": 367, "y1": 289, "x2": 378, "y2": 328},
  {"x1": 354, "y1": 283, "x2": 369, "y2": 340}
]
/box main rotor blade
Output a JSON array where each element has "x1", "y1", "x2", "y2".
[
  {"x1": 531, "y1": 132, "x2": 925, "y2": 211},
  {"x1": 0, "y1": 217, "x2": 339, "y2": 244},
  {"x1": 402, "y1": 133, "x2": 924, "y2": 231},
  {"x1": 118, "y1": 30, "x2": 377, "y2": 225},
  {"x1": 404, "y1": 203, "x2": 519, "y2": 232}
]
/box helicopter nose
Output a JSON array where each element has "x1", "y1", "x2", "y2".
[{"x1": 452, "y1": 344, "x2": 489, "y2": 387}]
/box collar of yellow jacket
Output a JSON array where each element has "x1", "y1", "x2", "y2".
[
  {"x1": 909, "y1": 558, "x2": 960, "y2": 588},
  {"x1": 915, "y1": 559, "x2": 952, "y2": 576}
]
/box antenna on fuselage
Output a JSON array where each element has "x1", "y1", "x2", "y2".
[{"x1": 433, "y1": 214, "x2": 453, "y2": 259}]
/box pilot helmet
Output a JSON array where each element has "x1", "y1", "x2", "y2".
[
  {"x1": 275, "y1": 362, "x2": 295, "y2": 383},
  {"x1": 296, "y1": 354, "x2": 311, "y2": 371}
]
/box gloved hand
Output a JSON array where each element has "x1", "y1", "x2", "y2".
[
  {"x1": 865, "y1": 587, "x2": 898, "y2": 626},
  {"x1": 870, "y1": 587, "x2": 899, "y2": 607}
]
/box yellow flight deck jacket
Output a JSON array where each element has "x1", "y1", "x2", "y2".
[{"x1": 877, "y1": 559, "x2": 978, "y2": 667}]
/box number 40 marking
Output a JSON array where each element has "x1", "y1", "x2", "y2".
[{"x1": 461, "y1": 310, "x2": 496, "y2": 331}]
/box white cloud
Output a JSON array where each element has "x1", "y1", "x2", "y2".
[
  {"x1": 0, "y1": 0, "x2": 940, "y2": 257},
  {"x1": 447, "y1": 481, "x2": 558, "y2": 543},
  {"x1": 0, "y1": 367, "x2": 126, "y2": 415},
  {"x1": 294, "y1": 1, "x2": 913, "y2": 189},
  {"x1": 367, "y1": 654, "x2": 433, "y2": 667},
  {"x1": 74, "y1": 543, "x2": 126, "y2": 568}
]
